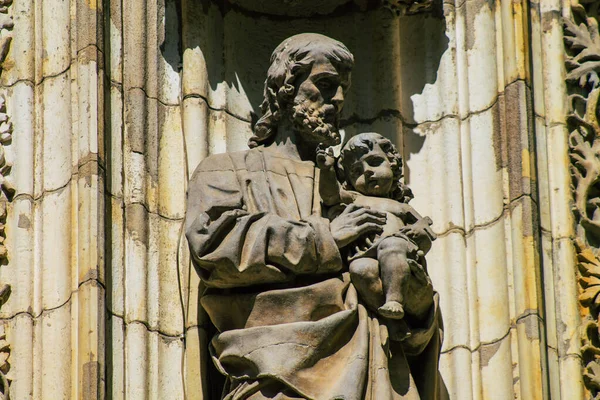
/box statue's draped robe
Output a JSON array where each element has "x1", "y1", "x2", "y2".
[{"x1": 185, "y1": 146, "x2": 445, "y2": 400}]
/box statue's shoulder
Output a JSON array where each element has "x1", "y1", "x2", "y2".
[{"x1": 193, "y1": 148, "x2": 259, "y2": 173}]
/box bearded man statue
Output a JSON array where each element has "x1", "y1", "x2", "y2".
[{"x1": 185, "y1": 33, "x2": 447, "y2": 400}]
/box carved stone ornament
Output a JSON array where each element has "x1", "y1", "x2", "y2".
[
  {"x1": 565, "y1": 2, "x2": 600, "y2": 397},
  {"x1": 186, "y1": 33, "x2": 446, "y2": 399}
]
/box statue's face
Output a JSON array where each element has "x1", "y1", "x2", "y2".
[
  {"x1": 347, "y1": 144, "x2": 394, "y2": 197},
  {"x1": 290, "y1": 52, "x2": 351, "y2": 146}
]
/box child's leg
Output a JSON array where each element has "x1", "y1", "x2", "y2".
[
  {"x1": 376, "y1": 236, "x2": 412, "y2": 319},
  {"x1": 349, "y1": 257, "x2": 384, "y2": 312}
]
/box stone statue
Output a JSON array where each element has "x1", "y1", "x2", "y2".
[
  {"x1": 317, "y1": 133, "x2": 436, "y2": 325},
  {"x1": 185, "y1": 33, "x2": 447, "y2": 399}
]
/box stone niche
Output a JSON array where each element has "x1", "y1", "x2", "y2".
[{"x1": 180, "y1": 0, "x2": 448, "y2": 156}]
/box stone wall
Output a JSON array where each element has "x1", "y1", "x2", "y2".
[{"x1": 0, "y1": 0, "x2": 586, "y2": 399}]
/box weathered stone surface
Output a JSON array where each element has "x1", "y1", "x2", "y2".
[
  {"x1": 0, "y1": 0, "x2": 586, "y2": 398},
  {"x1": 186, "y1": 33, "x2": 445, "y2": 398}
]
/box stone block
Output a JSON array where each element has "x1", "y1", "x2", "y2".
[
  {"x1": 545, "y1": 124, "x2": 572, "y2": 238},
  {"x1": 467, "y1": 105, "x2": 505, "y2": 228},
  {"x1": 124, "y1": 322, "x2": 148, "y2": 399},
  {"x1": 41, "y1": 183, "x2": 73, "y2": 311},
  {"x1": 427, "y1": 231, "x2": 470, "y2": 351},
  {"x1": 4, "y1": 314, "x2": 34, "y2": 399},
  {"x1": 533, "y1": 116, "x2": 551, "y2": 233},
  {"x1": 2, "y1": 197, "x2": 33, "y2": 317},
  {"x1": 514, "y1": 314, "x2": 546, "y2": 400},
  {"x1": 404, "y1": 117, "x2": 466, "y2": 234},
  {"x1": 439, "y1": 347, "x2": 474, "y2": 400},
  {"x1": 182, "y1": 97, "x2": 209, "y2": 173},
  {"x1": 76, "y1": 165, "x2": 104, "y2": 285},
  {"x1": 473, "y1": 219, "x2": 511, "y2": 344},
  {"x1": 39, "y1": 303, "x2": 72, "y2": 399},
  {"x1": 508, "y1": 196, "x2": 542, "y2": 319},
  {"x1": 9, "y1": 82, "x2": 35, "y2": 197},
  {"x1": 41, "y1": 0, "x2": 70, "y2": 80},
  {"x1": 107, "y1": 195, "x2": 125, "y2": 317},
  {"x1": 42, "y1": 72, "x2": 72, "y2": 192},
  {"x1": 157, "y1": 104, "x2": 185, "y2": 220},
  {"x1": 479, "y1": 334, "x2": 514, "y2": 400},
  {"x1": 155, "y1": 217, "x2": 185, "y2": 336},
  {"x1": 538, "y1": 8, "x2": 568, "y2": 126},
  {"x1": 107, "y1": 315, "x2": 125, "y2": 400},
  {"x1": 107, "y1": 85, "x2": 124, "y2": 197},
  {"x1": 124, "y1": 203, "x2": 149, "y2": 323},
  {"x1": 455, "y1": 0, "x2": 499, "y2": 118},
  {"x1": 208, "y1": 110, "x2": 252, "y2": 154}
]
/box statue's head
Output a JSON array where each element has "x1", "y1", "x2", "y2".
[
  {"x1": 249, "y1": 33, "x2": 354, "y2": 148},
  {"x1": 337, "y1": 132, "x2": 413, "y2": 202}
]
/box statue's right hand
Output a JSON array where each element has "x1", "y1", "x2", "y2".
[
  {"x1": 316, "y1": 143, "x2": 336, "y2": 170},
  {"x1": 330, "y1": 204, "x2": 386, "y2": 249}
]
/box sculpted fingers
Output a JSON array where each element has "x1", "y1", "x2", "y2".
[
  {"x1": 354, "y1": 212, "x2": 386, "y2": 226},
  {"x1": 356, "y1": 222, "x2": 384, "y2": 236},
  {"x1": 342, "y1": 203, "x2": 361, "y2": 214}
]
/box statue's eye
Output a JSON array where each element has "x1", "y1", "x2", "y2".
[
  {"x1": 318, "y1": 80, "x2": 332, "y2": 90},
  {"x1": 368, "y1": 157, "x2": 384, "y2": 167},
  {"x1": 350, "y1": 164, "x2": 362, "y2": 176}
]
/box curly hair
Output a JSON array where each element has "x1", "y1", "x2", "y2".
[
  {"x1": 337, "y1": 132, "x2": 414, "y2": 203},
  {"x1": 248, "y1": 33, "x2": 354, "y2": 148}
]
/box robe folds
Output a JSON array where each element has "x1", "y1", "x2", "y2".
[{"x1": 185, "y1": 146, "x2": 446, "y2": 400}]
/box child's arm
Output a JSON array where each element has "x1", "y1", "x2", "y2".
[{"x1": 316, "y1": 145, "x2": 356, "y2": 206}]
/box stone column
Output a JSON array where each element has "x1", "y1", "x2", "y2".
[{"x1": 0, "y1": 0, "x2": 106, "y2": 398}]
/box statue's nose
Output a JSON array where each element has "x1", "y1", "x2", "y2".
[{"x1": 331, "y1": 86, "x2": 344, "y2": 112}]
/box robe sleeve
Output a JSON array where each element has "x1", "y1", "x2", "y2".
[{"x1": 185, "y1": 153, "x2": 344, "y2": 289}]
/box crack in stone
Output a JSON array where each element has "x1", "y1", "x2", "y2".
[
  {"x1": 547, "y1": 121, "x2": 567, "y2": 129},
  {"x1": 11, "y1": 160, "x2": 105, "y2": 203},
  {"x1": 125, "y1": 200, "x2": 185, "y2": 222},
  {"x1": 343, "y1": 78, "x2": 530, "y2": 130},
  {"x1": 107, "y1": 309, "x2": 185, "y2": 339},
  {"x1": 435, "y1": 193, "x2": 536, "y2": 238},
  {"x1": 183, "y1": 93, "x2": 252, "y2": 123},
  {"x1": 127, "y1": 86, "x2": 179, "y2": 108},
  {"x1": 516, "y1": 310, "x2": 543, "y2": 324},
  {"x1": 0, "y1": 276, "x2": 104, "y2": 322},
  {"x1": 0, "y1": 78, "x2": 35, "y2": 89},
  {"x1": 441, "y1": 327, "x2": 511, "y2": 355},
  {"x1": 103, "y1": 191, "x2": 186, "y2": 222},
  {"x1": 560, "y1": 353, "x2": 582, "y2": 362},
  {"x1": 76, "y1": 43, "x2": 103, "y2": 58},
  {"x1": 37, "y1": 64, "x2": 72, "y2": 86}
]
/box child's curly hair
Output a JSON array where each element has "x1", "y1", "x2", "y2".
[{"x1": 337, "y1": 132, "x2": 413, "y2": 203}]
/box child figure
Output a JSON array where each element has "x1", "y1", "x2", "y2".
[{"x1": 317, "y1": 132, "x2": 436, "y2": 320}]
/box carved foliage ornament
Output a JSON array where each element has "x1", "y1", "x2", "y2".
[{"x1": 565, "y1": 2, "x2": 600, "y2": 397}]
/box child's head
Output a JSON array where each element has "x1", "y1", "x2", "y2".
[{"x1": 338, "y1": 132, "x2": 409, "y2": 200}]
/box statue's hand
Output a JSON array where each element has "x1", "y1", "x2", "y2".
[
  {"x1": 398, "y1": 219, "x2": 433, "y2": 254},
  {"x1": 330, "y1": 204, "x2": 386, "y2": 248},
  {"x1": 316, "y1": 144, "x2": 336, "y2": 170}
]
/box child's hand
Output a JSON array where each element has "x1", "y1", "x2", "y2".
[{"x1": 316, "y1": 144, "x2": 336, "y2": 170}]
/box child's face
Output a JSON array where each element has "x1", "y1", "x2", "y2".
[{"x1": 348, "y1": 145, "x2": 394, "y2": 197}]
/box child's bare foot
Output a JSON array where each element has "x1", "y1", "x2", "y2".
[{"x1": 378, "y1": 301, "x2": 404, "y2": 319}]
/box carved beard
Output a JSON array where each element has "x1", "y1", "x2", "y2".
[{"x1": 290, "y1": 102, "x2": 341, "y2": 146}]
